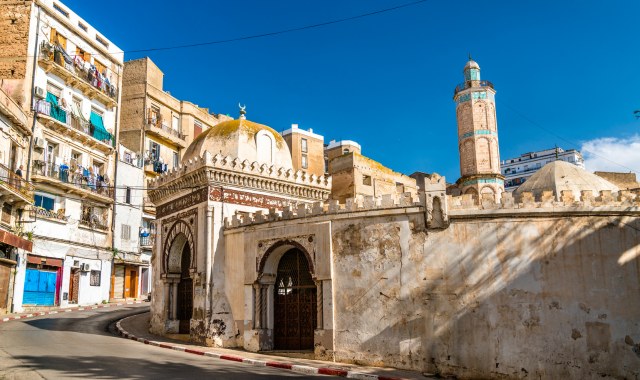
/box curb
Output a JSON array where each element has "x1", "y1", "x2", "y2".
[
  {"x1": 0, "y1": 301, "x2": 145, "y2": 324},
  {"x1": 115, "y1": 315, "x2": 404, "y2": 380}
]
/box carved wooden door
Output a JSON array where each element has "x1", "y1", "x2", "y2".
[{"x1": 274, "y1": 249, "x2": 316, "y2": 350}]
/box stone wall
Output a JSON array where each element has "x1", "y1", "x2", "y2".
[
  {"x1": 227, "y1": 190, "x2": 640, "y2": 379},
  {"x1": 0, "y1": 1, "x2": 31, "y2": 80}
]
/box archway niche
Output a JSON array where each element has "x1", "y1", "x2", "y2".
[
  {"x1": 162, "y1": 221, "x2": 195, "y2": 334},
  {"x1": 254, "y1": 240, "x2": 319, "y2": 351}
]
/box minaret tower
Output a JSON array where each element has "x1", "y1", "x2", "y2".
[{"x1": 453, "y1": 57, "x2": 504, "y2": 201}]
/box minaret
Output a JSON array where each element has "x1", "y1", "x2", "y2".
[{"x1": 453, "y1": 57, "x2": 504, "y2": 202}]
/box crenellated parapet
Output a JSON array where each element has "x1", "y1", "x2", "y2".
[
  {"x1": 448, "y1": 189, "x2": 640, "y2": 213},
  {"x1": 225, "y1": 192, "x2": 423, "y2": 228},
  {"x1": 148, "y1": 151, "x2": 332, "y2": 204}
]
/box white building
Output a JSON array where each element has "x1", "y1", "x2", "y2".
[
  {"x1": 501, "y1": 147, "x2": 584, "y2": 191},
  {"x1": 2, "y1": 0, "x2": 123, "y2": 310},
  {"x1": 111, "y1": 144, "x2": 150, "y2": 300}
]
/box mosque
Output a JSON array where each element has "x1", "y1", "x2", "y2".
[{"x1": 147, "y1": 59, "x2": 640, "y2": 379}]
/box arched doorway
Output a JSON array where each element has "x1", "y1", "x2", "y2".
[
  {"x1": 273, "y1": 248, "x2": 316, "y2": 350},
  {"x1": 177, "y1": 243, "x2": 192, "y2": 334}
]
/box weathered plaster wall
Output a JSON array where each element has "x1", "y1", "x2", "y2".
[{"x1": 330, "y1": 212, "x2": 640, "y2": 379}]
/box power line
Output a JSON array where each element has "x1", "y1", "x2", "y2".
[{"x1": 1, "y1": 0, "x2": 431, "y2": 59}]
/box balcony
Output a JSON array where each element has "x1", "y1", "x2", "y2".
[
  {"x1": 79, "y1": 213, "x2": 109, "y2": 231},
  {"x1": 142, "y1": 196, "x2": 156, "y2": 215},
  {"x1": 34, "y1": 100, "x2": 114, "y2": 154},
  {"x1": 0, "y1": 163, "x2": 34, "y2": 204},
  {"x1": 0, "y1": 87, "x2": 29, "y2": 135},
  {"x1": 454, "y1": 80, "x2": 494, "y2": 96},
  {"x1": 30, "y1": 160, "x2": 114, "y2": 204},
  {"x1": 145, "y1": 117, "x2": 187, "y2": 148},
  {"x1": 139, "y1": 234, "x2": 155, "y2": 248},
  {"x1": 143, "y1": 157, "x2": 168, "y2": 177},
  {"x1": 31, "y1": 207, "x2": 69, "y2": 223},
  {"x1": 38, "y1": 44, "x2": 118, "y2": 108}
]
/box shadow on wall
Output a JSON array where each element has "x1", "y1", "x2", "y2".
[{"x1": 332, "y1": 212, "x2": 640, "y2": 378}]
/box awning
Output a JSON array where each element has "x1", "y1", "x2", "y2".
[
  {"x1": 27, "y1": 254, "x2": 63, "y2": 267},
  {"x1": 114, "y1": 259, "x2": 149, "y2": 267},
  {"x1": 0, "y1": 230, "x2": 32, "y2": 252},
  {"x1": 90, "y1": 111, "x2": 112, "y2": 143}
]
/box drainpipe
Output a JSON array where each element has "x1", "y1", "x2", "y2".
[
  {"x1": 25, "y1": 5, "x2": 41, "y2": 181},
  {"x1": 110, "y1": 65, "x2": 123, "y2": 298}
]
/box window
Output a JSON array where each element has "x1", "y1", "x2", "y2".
[
  {"x1": 363, "y1": 175, "x2": 372, "y2": 186},
  {"x1": 90, "y1": 270, "x2": 101, "y2": 286},
  {"x1": 71, "y1": 150, "x2": 82, "y2": 168},
  {"x1": 173, "y1": 151, "x2": 179, "y2": 169},
  {"x1": 396, "y1": 182, "x2": 404, "y2": 193},
  {"x1": 95, "y1": 35, "x2": 109, "y2": 48},
  {"x1": 94, "y1": 59, "x2": 106, "y2": 75},
  {"x1": 123, "y1": 151, "x2": 132, "y2": 164},
  {"x1": 194, "y1": 120, "x2": 203, "y2": 138},
  {"x1": 343, "y1": 148, "x2": 350, "y2": 155},
  {"x1": 52, "y1": 3, "x2": 69, "y2": 18},
  {"x1": 92, "y1": 159, "x2": 104, "y2": 176},
  {"x1": 125, "y1": 187, "x2": 131, "y2": 204},
  {"x1": 46, "y1": 82, "x2": 62, "y2": 100},
  {"x1": 75, "y1": 47, "x2": 90, "y2": 62},
  {"x1": 149, "y1": 141, "x2": 160, "y2": 161},
  {"x1": 301, "y1": 138, "x2": 308, "y2": 153},
  {"x1": 35, "y1": 194, "x2": 55, "y2": 211},
  {"x1": 49, "y1": 28, "x2": 67, "y2": 50},
  {"x1": 72, "y1": 96, "x2": 82, "y2": 111},
  {"x1": 172, "y1": 115, "x2": 180, "y2": 132},
  {"x1": 121, "y1": 224, "x2": 131, "y2": 240},
  {"x1": 78, "y1": 22, "x2": 88, "y2": 32},
  {"x1": 301, "y1": 154, "x2": 308, "y2": 169}
]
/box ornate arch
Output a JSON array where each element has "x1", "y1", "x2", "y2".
[
  {"x1": 258, "y1": 239, "x2": 315, "y2": 280},
  {"x1": 163, "y1": 220, "x2": 196, "y2": 274}
]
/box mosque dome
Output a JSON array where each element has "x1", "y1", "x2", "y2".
[
  {"x1": 182, "y1": 117, "x2": 293, "y2": 170},
  {"x1": 464, "y1": 59, "x2": 480, "y2": 71},
  {"x1": 513, "y1": 160, "x2": 619, "y2": 200}
]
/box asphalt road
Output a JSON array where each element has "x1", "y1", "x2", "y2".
[{"x1": 0, "y1": 305, "x2": 322, "y2": 379}]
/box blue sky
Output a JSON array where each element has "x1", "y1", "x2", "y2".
[{"x1": 66, "y1": 0, "x2": 640, "y2": 180}]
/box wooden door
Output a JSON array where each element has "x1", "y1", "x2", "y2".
[
  {"x1": 68, "y1": 269, "x2": 79, "y2": 304},
  {"x1": 128, "y1": 269, "x2": 138, "y2": 298},
  {"x1": 0, "y1": 264, "x2": 11, "y2": 309},
  {"x1": 273, "y1": 249, "x2": 316, "y2": 350}
]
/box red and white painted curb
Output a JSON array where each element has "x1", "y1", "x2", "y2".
[
  {"x1": 115, "y1": 315, "x2": 404, "y2": 380},
  {"x1": 0, "y1": 301, "x2": 144, "y2": 324}
]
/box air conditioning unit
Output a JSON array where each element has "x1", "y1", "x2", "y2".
[
  {"x1": 72, "y1": 260, "x2": 80, "y2": 268},
  {"x1": 34, "y1": 86, "x2": 45, "y2": 99},
  {"x1": 34, "y1": 137, "x2": 45, "y2": 149},
  {"x1": 80, "y1": 263, "x2": 90, "y2": 272}
]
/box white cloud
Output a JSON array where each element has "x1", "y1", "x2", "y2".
[{"x1": 581, "y1": 135, "x2": 640, "y2": 175}]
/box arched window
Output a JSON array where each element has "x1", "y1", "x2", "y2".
[{"x1": 256, "y1": 131, "x2": 274, "y2": 164}]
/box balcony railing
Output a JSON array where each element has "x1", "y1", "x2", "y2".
[
  {"x1": 0, "y1": 162, "x2": 34, "y2": 201},
  {"x1": 34, "y1": 207, "x2": 69, "y2": 222},
  {"x1": 35, "y1": 100, "x2": 115, "y2": 148},
  {"x1": 143, "y1": 157, "x2": 168, "y2": 174},
  {"x1": 147, "y1": 117, "x2": 186, "y2": 140},
  {"x1": 40, "y1": 42, "x2": 118, "y2": 103},
  {"x1": 454, "y1": 80, "x2": 494, "y2": 96},
  {"x1": 31, "y1": 160, "x2": 114, "y2": 199},
  {"x1": 139, "y1": 234, "x2": 155, "y2": 247},
  {"x1": 80, "y1": 213, "x2": 109, "y2": 231}
]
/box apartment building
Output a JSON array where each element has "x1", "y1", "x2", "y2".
[
  {"x1": 0, "y1": 0, "x2": 123, "y2": 310},
  {"x1": 0, "y1": 85, "x2": 34, "y2": 314},
  {"x1": 119, "y1": 57, "x2": 231, "y2": 248},
  {"x1": 110, "y1": 144, "x2": 150, "y2": 301},
  {"x1": 501, "y1": 147, "x2": 585, "y2": 191},
  {"x1": 281, "y1": 123, "x2": 325, "y2": 176}
]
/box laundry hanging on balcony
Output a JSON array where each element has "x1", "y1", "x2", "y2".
[
  {"x1": 69, "y1": 102, "x2": 89, "y2": 133},
  {"x1": 45, "y1": 92, "x2": 67, "y2": 124},
  {"x1": 89, "y1": 111, "x2": 112, "y2": 144}
]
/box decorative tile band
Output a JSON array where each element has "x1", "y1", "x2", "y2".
[
  {"x1": 462, "y1": 178, "x2": 504, "y2": 187},
  {"x1": 461, "y1": 129, "x2": 498, "y2": 139}
]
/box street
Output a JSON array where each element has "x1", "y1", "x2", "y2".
[{"x1": 0, "y1": 305, "x2": 323, "y2": 379}]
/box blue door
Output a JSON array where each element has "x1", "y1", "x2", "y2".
[{"x1": 23, "y1": 269, "x2": 57, "y2": 306}]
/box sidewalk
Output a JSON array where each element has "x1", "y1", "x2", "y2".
[
  {"x1": 0, "y1": 300, "x2": 145, "y2": 323},
  {"x1": 118, "y1": 312, "x2": 432, "y2": 380}
]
